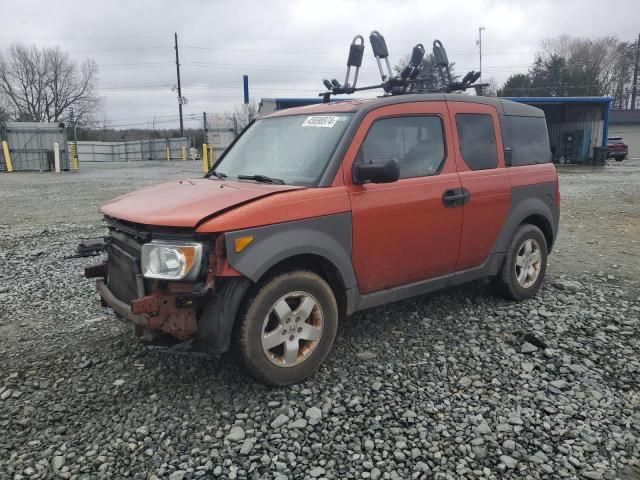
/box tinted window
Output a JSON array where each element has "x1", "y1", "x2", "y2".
[
  {"x1": 502, "y1": 115, "x2": 551, "y2": 166},
  {"x1": 456, "y1": 114, "x2": 498, "y2": 170},
  {"x1": 361, "y1": 116, "x2": 445, "y2": 179}
]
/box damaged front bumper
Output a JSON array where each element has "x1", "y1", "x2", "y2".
[
  {"x1": 83, "y1": 224, "x2": 250, "y2": 352},
  {"x1": 94, "y1": 278, "x2": 197, "y2": 340}
]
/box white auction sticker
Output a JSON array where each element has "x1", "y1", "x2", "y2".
[{"x1": 302, "y1": 115, "x2": 339, "y2": 128}]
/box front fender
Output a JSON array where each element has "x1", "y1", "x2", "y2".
[{"x1": 224, "y1": 213, "x2": 356, "y2": 289}]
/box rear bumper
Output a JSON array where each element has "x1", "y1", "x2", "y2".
[{"x1": 607, "y1": 150, "x2": 628, "y2": 157}]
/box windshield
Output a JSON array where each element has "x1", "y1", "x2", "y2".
[{"x1": 212, "y1": 114, "x2": 353, "y2": 186}]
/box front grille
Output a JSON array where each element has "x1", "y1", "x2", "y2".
[{"x1": 107, "y1": 229, "x2": 145, "y2": 304}]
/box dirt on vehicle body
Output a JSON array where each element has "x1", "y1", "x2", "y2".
[{"x1": 87, "y1": 92, "x2": 559, "y2": 385}]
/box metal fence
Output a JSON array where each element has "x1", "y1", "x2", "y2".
[
  {"x1": 76, "y1": 137, "x2": 192, "y2": 162},
  {"x1": 207, "y1": 127, "x2": 236, "y2": 160},
  {"x1": 0, "y1": 122, "x2": 69, "y2": 172}
]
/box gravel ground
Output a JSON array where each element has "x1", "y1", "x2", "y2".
[{"x1": 0, "y1": 160, "x2": 638, "y2": 480}]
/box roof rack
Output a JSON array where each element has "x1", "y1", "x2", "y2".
[{"x1": 320, "y1": 31, "x2": 487, "y2": 102}]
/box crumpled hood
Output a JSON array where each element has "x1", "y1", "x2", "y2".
[{"x1": 100, "y1": 178, "x2": 302, "y2": 228}]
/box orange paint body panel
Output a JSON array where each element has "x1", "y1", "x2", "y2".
[
  {"x1": 265, "y1": 100, "x2": 365, "y2": 117},
  {"x1": 342, "y1": 101, "x2": 463, "y2": 293},
  {"x1": 446, "y1": 101, "x2": 511, "y2": 270},
  {"x1": 196, "y1": 186, "x2": 352, "y2": 233},
  {"x1": 506, "y1": 163, "x2": 559, "y2": 187},
  {"x1": 100, "y1": 179, "x2": 301, "y2": 228}
]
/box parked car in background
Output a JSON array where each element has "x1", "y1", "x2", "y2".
[{"x1": 607, "y1": 137, "x2": 628, "y2": 161}]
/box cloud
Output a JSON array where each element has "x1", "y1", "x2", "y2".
[{"x1": 2, "y1": 0, "x2": 638, "y2": 128}]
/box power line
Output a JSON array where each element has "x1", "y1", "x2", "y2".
[{"x1": 181, "y1": 44, "x2": 536, "y2": 57}]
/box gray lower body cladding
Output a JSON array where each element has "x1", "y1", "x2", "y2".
[
  {"x1": 224, "y1": 212, "x2": 356, "y2": 289},
  {"x1": 221, "y1": 185, "x2": 558, "y2": 317}
]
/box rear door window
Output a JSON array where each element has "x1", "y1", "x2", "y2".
[
  {"x1": 455, "y1": 114, "x2": 498, "y2": 170},
  {"x1": 502, "y1": 115, "x2": 551, "y2": 166}
]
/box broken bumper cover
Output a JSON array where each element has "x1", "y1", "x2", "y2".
[
  {"x1": 96, "y1": 278, "x2": 147, "y2": 327},
  {"x1": 95, "y1": 278, "x2": 197, "y2": 340}
]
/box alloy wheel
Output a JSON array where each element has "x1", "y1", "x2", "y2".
[
  {"x1": 261, "y1": 291, "x2": 324, "y2": 367},
  {"x1": 515, "y1": 238, "x2": 542, "y2": 288}
]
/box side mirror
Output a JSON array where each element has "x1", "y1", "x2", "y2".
[
  {"x1": 353, "y1": 159, "x2": 400, "y2": 184},
  {"x1": 504, "y1": 147, "x2": 513, "y2": 167}
]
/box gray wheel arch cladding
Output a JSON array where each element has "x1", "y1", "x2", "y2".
[
  {"x1": 493, "y1": 183, "x2": 559, "y2": 254},
  {"x1": 223, "y1": 212, "x2": 357, "y2": 289}
]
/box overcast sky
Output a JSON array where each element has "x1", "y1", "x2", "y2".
[{"x1": 2, "y1": 0, "x2": 638, "y2": 130}]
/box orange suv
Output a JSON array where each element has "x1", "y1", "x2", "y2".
[{"x1": 87, "y1": 35, "x2": 559, "y2": 385}]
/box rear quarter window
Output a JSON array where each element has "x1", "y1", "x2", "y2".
[{"x1": 502, "y1": 115, "x2": 551, "y2": 166}]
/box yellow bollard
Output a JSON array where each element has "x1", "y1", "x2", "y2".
[
  {"x1": 69, "y1": 142, "x2": 79, "y2": 171},
  {"x1": 166, "y1": 146, "x2": 171, "y2": 161},
  {"x1": 202, "y1": 143, "x2": 209, "y2": 172},
  {"x1": 1, "y1": 141, "x2": 13, "y2": 172},
  {"x1": 182, "y1": 145, "x2": 186, "y2": 161}
]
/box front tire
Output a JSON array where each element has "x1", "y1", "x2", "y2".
[
  {"x1": 238, "y1": 271, "x2": 338, "y2": 386},
  {"x1": 493, "y1": 224, "x2": 548, "y2": 301}
]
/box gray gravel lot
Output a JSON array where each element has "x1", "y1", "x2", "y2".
[{"x1": 0, "y1": 160, "x2": 638, "y2": 480}]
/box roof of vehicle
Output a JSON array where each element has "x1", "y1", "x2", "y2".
[{"x1": 264, "y1": 93, "x2": 545, "y2": 118}]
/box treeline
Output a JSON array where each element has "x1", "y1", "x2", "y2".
[{"x1": 498, "y1": 35, "x2": 638, "y2": 109}]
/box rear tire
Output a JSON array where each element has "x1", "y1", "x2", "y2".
[
  {"x1": 615, "y1": 155, "x2": 626, "y2": 162},
  {"x1": 238, "y1": 271, "x2": 338, "y2": 386},
  {"x1": 493, "y1": 224, "x2": 547, "y2": 301}
]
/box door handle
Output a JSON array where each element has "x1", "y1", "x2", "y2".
[{"x1": 442, "y1": 188, "x2": 470, "y2": 207}]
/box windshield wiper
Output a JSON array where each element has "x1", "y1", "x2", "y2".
[
  {"x1": 237, "y1": 174, "x2": 285, "y2": 185},
  {"x1": 208, "y1": 171, "x2": 227, "y2": 179}
]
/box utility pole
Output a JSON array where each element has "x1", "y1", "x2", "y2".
[
  {"x1": 174, "y1": 32, "x2": 184, "y2": 136},
  {"x1": 477, "y1": 27, "x2": 486, "y2": 81},
  {"x1": 70, "y1": 108, "x2": 77, "y2": 144},
  {"x1": 203, "y1": 111, "x2": 208, "y2": 145},
  {"x1": 631, "y1": 33, "x2": 640, "y2": 110}
]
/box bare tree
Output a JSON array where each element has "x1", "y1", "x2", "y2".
[
  {"x1": 500, "y1": 35, "x2": 635, "y2": 105},
  {"x1": 0, "y1": 43, "x2": 100, "y2": 125},
  {"x1": 484, "y1": 77, "x2": 499, "y2": 97},
  {"x1": 233, "y1": 101, "x2": 259, "y2": 132},
  {"x1": 0, "y1": 94, "x2": 10, "y2": 123},
  {"x1": 394, "y1": 53, "x2": 458, "y2": 92}
]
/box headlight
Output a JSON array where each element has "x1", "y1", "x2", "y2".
[{"x1": 141, "y1": 241, "x2": 204, "y2": 280}]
